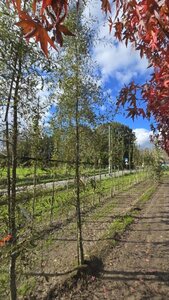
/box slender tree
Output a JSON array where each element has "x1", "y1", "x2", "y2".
[
  {"x1": 10, "y1": 0, "x2": 169, "y2": 155},
  {"x1": 52, "y1": 8, "x2": 105, "y2": 265},
  {"x1": 0, "y1": 5, "x2": 57, "y2": 298}
]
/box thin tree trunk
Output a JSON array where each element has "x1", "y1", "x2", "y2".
[
  {"x1": 32, "y1": 97, "x2": 40, "y2": 224},
  {"x1": 6, "y1": 120, "x2": 11, "y2": 231},
  {"x1": 10, "y1": 106, "x2": 17, "y2": 300},
  {"x1": 108, "y1": 124, "x2": 112, "y2": 174},
  {"x1": 32, "y1": 159, "x2": 37, "y2": 222},
  {"x1": 4, "y1": 54, "x2": 18, "y2": 233},
  {"x1": 75, "y1": 20, "x2": 84, "y2": 265},
  {"x1": 10, "y1": 53, "x2": 22, "y2": 300},
  {"x1": 50, "y1": 172, "x2": 55, "y2": 224},
  {"x1": 75, "y1": 97, "x2": 84, "y2": 266},
  {"x1": 121, "y1": 137, "x2": 124, "y2": 175},
  {"x1": 10, "y1": 252, "x2": 17, "y2": 300},
  {"x1": 129, "y1": 138, "x2": 131, "y2": 173}
]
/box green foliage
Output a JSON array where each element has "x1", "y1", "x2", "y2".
[
  {"x1": 95, "y1": 122, "x2": 136, "y2": 168},
  {"x1": 150, "y1": 145, "x2": 164, "y2": 181},
  {"x1": 0, "y1": 271, "x2": 9, "y2": 299},
  {"x1": 18, "y1": 277, "x2": 36, "y2": 297},
  {"x1": 50, "y1": 9, "x2": 106, "y2": 165}
]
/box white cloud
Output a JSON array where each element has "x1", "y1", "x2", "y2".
[
  {"x1": 133, "y1": 128, "x2": 154, "y2": 149},
  {"x1": 83, "y1": 0, "x2": 150, "y2": 85},
  {"x1": 93, "y1": 33, "x2": 149, "y2": 85}
]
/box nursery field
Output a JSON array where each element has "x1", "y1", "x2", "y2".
[
  {"x1": 59, "y1": 175, "x2": 169, "y2": 300},
  {"x1": 1, "y1": 0, "x2": 169, "y2": 298},
  {"x1": 0, "y1": 169, "x2": 161, "y2": 299}
]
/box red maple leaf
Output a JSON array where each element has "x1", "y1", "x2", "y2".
[
  {"x1": 101, "y1": 0, "x2": 111, "y2": 14},
  {"x1": 54, "y1": 23, "x2": 75, "y2": 47},
  {"x1": 16, "y1": 18, "x2": 57, "y2": 56}
]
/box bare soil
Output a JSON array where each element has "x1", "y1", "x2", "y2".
[
  {"x1": 56, "y1": 177, "x2": 169, "y2": 300},
  {"x1": 24, "y1": 178, "x2": 159, "y2": 300},
  {"x1": 22, "y1": 176, "x2": 169, "y2": 300}
]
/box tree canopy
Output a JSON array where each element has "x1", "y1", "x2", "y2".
[{"x1": 7, "y1": 0, "x2": 169, "y2": 155}]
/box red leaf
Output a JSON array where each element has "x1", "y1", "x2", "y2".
[
  {"x1": 41, "y1": 0, "x2": 52, "y2": 14},
  {"x1": 58, "y1": 24, "x2": 75, "y2": 36},
  {"x1": 32, "y1": 0, "x2": 37, "y2": 14},
  {"x1": 16, "y1": 19, "x2": 58, "y2": 57},
  {"x1": 51, "y1": 0, "x2": 68, "y2": 21},
  {"x1": 114, "y1": 21, "x2": 123, "y2": 41},
  {"x1": 15, "y1": 0, "x2": 21, "y2": 12},
  {"x1": 101, "y1": 0, "x2": 111, "y2": 14},
  {"x1": 126, "y1": 108, "x2": 137, "y2": 120},
  {"x1": 55, "y1": 30, "x2": 63, "y2": 47},
  {"x1": 164, "y1": 79, "x2": 169, "y2": 88},
  {"x1": 0, "y1": 234, "x2": 13, "y2": 247},
  {"x1": 18, "y1": 11, "x2": 32, "y2": 21}
]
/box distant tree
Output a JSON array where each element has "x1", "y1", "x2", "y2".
[{"x1": 94, "y1": 122, "x2": 136, "y2": 170}]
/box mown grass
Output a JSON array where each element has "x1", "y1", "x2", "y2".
[{"x1": 0, "y1": 166, "x2": 72, "y2": 187}]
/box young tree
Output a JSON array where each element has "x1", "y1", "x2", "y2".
[
  {"x1": 0, "y1": 8, "x2": 27, "y2": 298},
  {"x1": 10, "y1": 0, "x2": 169, "y2": 155},
  {"x1": 0, "y1": 5, "x2": 57, "y2": 299},
  {"x1": 51, "y1": 8, "x2": 105, "y2": 265}
]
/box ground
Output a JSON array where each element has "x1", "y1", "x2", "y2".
[{"x1": 41, "y1": 176, "x2": 169, "y2": 300}]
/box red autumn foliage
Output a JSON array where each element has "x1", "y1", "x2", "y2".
[
  {"x1": 8, "y1": 0, "x2": 169, "y2": 154},
  {"x1": 16, "y1": 16, "x2": 58, "y2": 56},
  {"x1": 113, "y1": 0, "x2": 169, "y2": 155},
  {"x1": 101, "y1": 0, "x2": 111, "y2": 14},
  {"x1": 11, "y1": 0, "x2": 74, "y2": 54},
  {"x1": 0, "y1": 234, "x2": 13, "y2": 247}
]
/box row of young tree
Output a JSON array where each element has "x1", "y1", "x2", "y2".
[
  {"x1": 14, "y1": 121, "x2": 136, "y2": 169},
  {"x1": 0, "y1": 5, "x2": 109, "y2": 299},
  {"x1": 7, "y1": 0, "x2": 168, "y2": 155},
  {"x1": 0, "y1": 3, "x2": 163, "y2": 299},
  {"x1": 0, "y1": 4, "x2": 137, "y2": 172}
]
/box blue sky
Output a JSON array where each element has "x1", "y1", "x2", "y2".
[
  {"x1": 42, "y1": 1, "x2": 155, "y2": 149},
  {"x1": 81, "y1": 0, "x2": 155, "y2": 149}
]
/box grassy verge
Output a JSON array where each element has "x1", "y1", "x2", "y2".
[{"x1": 0, "y1": 166, "x2": 109, "y2": 188}]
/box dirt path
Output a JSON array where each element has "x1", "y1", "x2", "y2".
[
  {"x1": 59, "y1": 177, "x2": 169, "y2": 300},
  {"x1": 25, "y1": 179, "x2": 153, "y2": 299}
]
